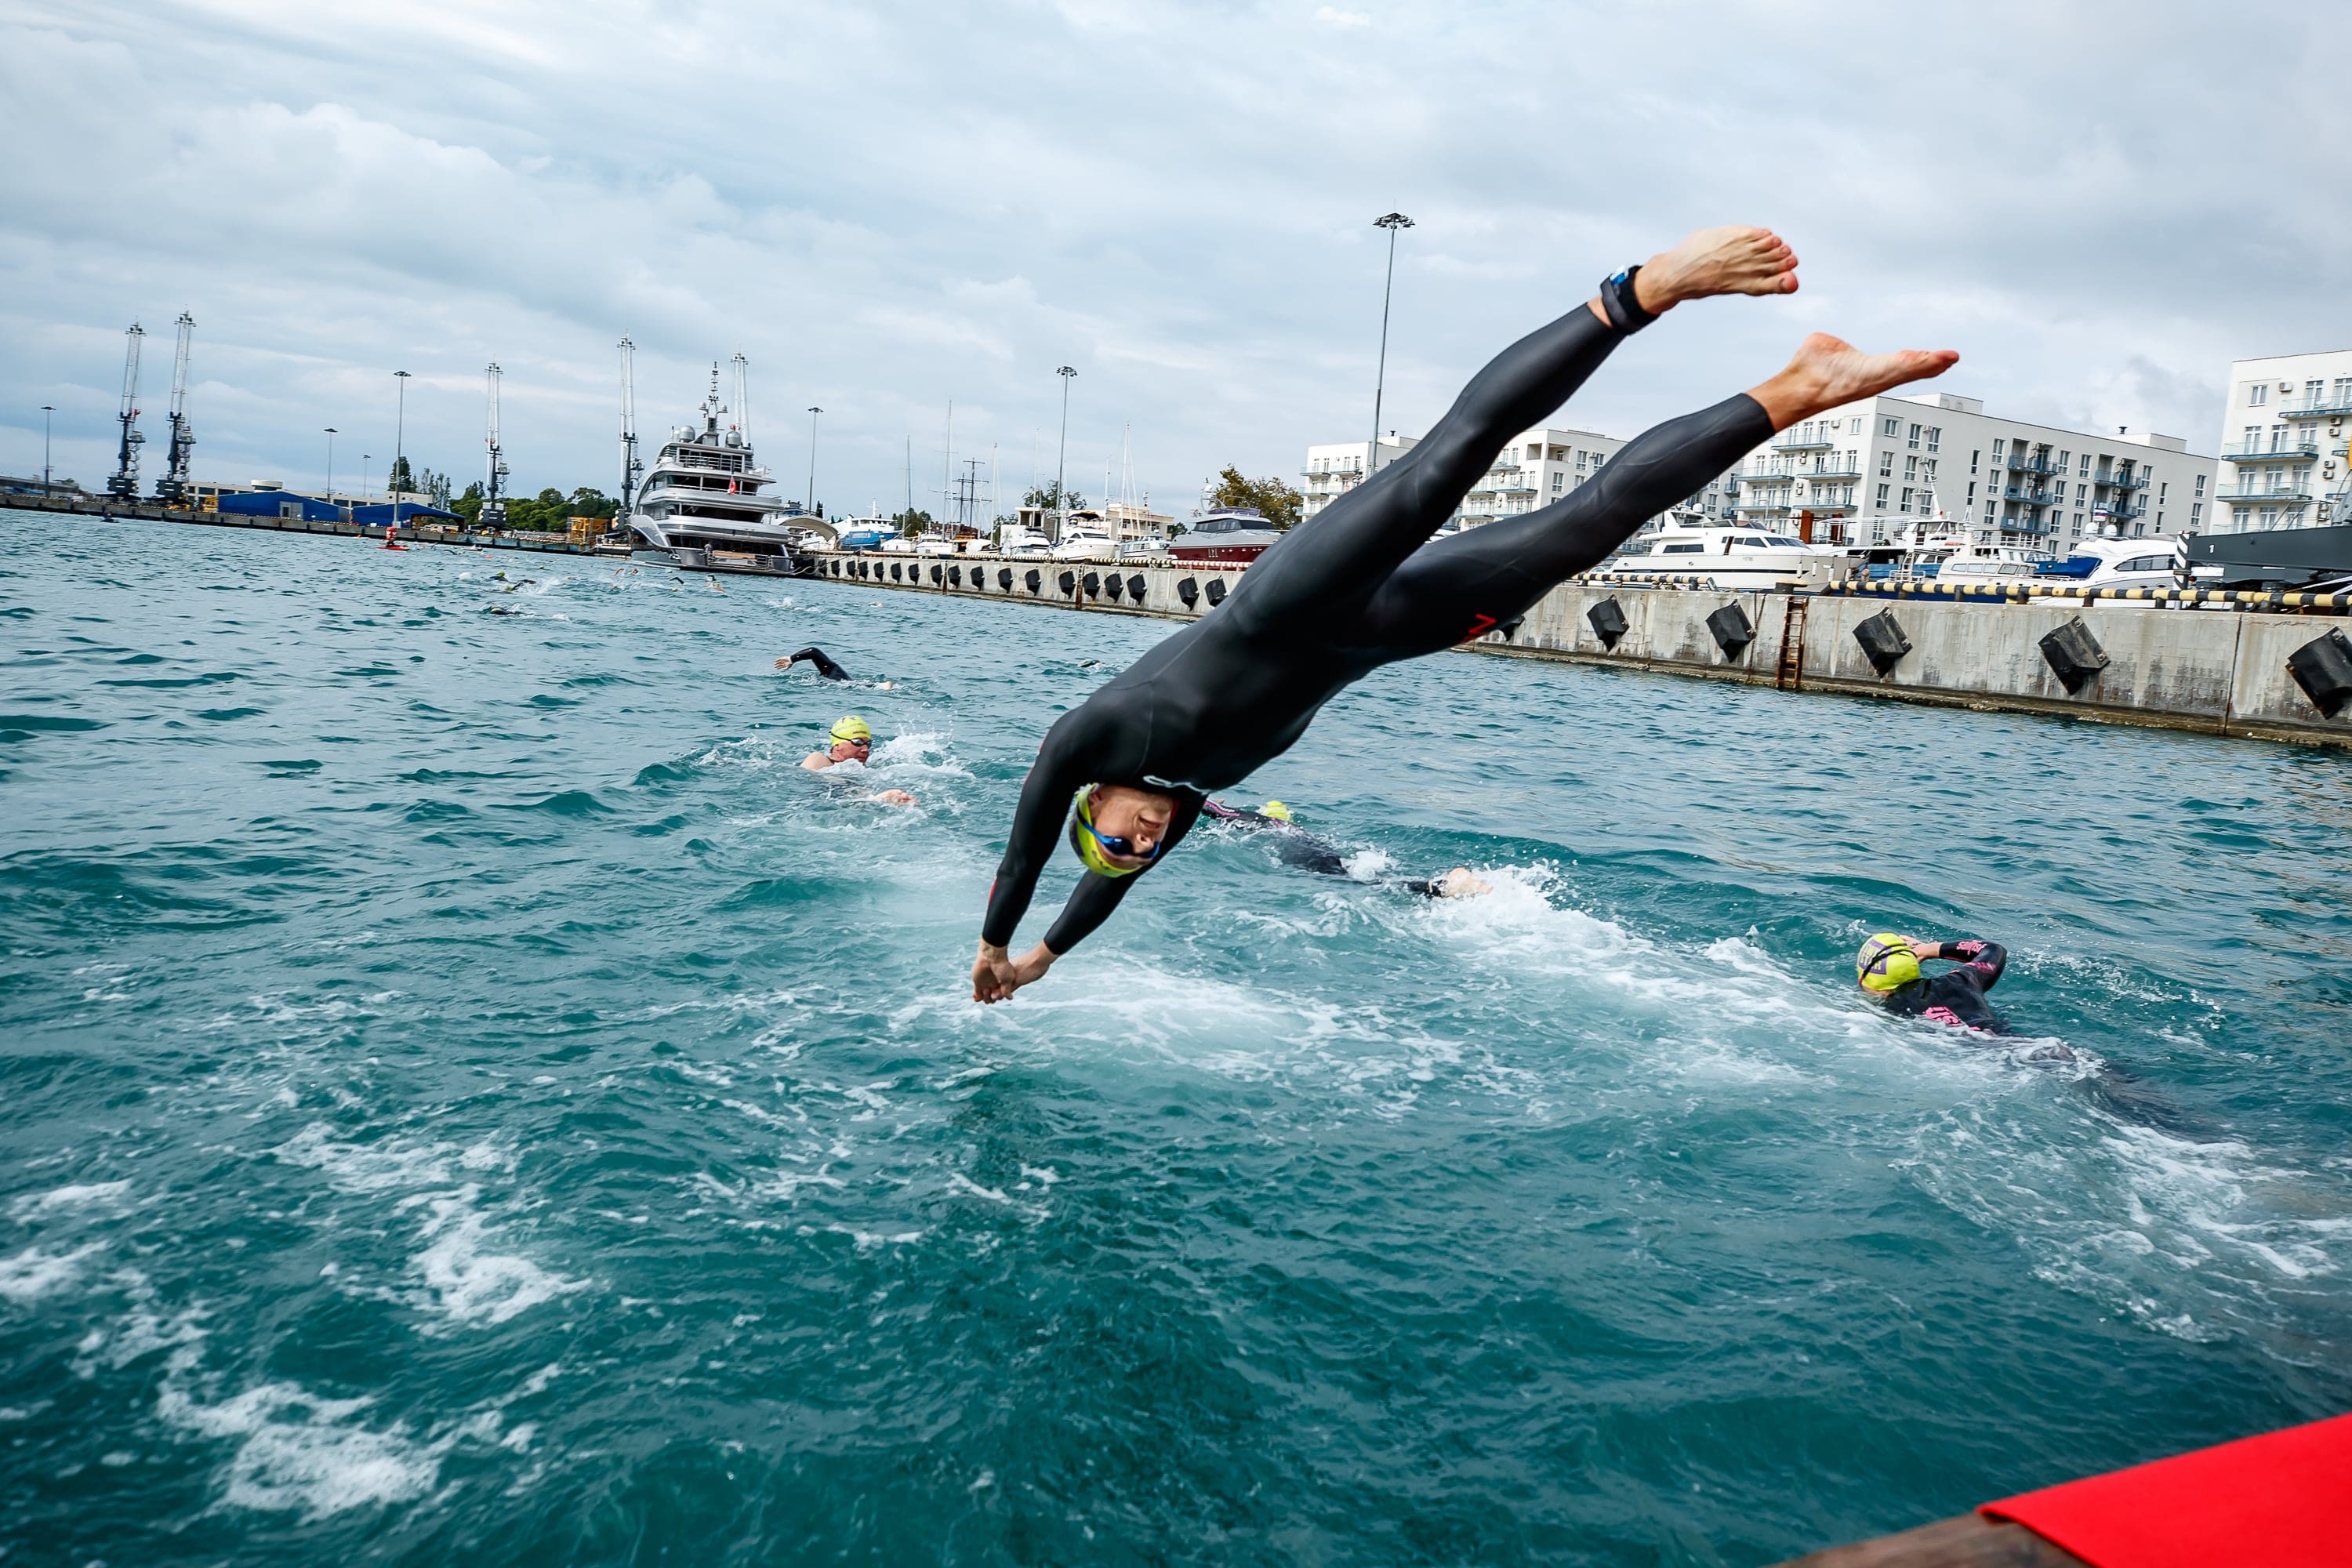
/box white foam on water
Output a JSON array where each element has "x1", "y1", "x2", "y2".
[
  {"x1": 0, "y1": 1243, "x2": 105, "y2": 1302},
  {"x1": 9, "y1": 1180, "x2": 132, "y2": 1221},
  {"x1": 157, "y1": 1346, "x2": 441, "y2": 1518},
  {"x1": 407, "y1": 1188, "x2": 586, "y2": 1328}
]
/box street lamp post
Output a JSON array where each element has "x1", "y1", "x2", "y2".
[
  {"x1": 1370, "y1": 212, "x2": 1414, "y2": 488},
  {"x1": 1054, "y1": 365, "x2": 1076, "y2": 542},
  {"x1": 392, "y1": 370, "x2": 411, "y2": 524},
  {"x1": 806, "y1": 406, "x2": 822, "y2": 515},
  {"x1": 40, "y1": 405, "x2": 55, "y2": 494},
  {"x1": 362, "y1": 454, "x2": 372, "y2": 507},
  {"x1": 324, "y1": 427, "x2": 337, "y2": 503}
]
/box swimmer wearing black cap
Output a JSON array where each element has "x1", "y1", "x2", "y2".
[{"x1": 975, "y1": 225, "x2": 1959, "y2": 1003}]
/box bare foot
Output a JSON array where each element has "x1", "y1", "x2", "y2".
[
  {"x1": 1749, "y1": 332, "x2": 1960, "y2": 430},
  {"x1": 1633, "y1": 226, "x2": 1798, "y2": 314}
]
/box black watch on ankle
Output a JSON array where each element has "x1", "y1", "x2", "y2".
[{"x1": 1600, "y1": 266, "x2": 1657, "y2": 333}]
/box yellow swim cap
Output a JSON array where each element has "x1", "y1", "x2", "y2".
[
  {"x1": 1066, "y1": 786, "x2": 1144, "y2": 878},
  {"x1": 1857, "y1": 934, "x2": 1921, "y2": 993},
  {"x1": 1260, "y1": 800, "x2": 1293, "y2": 823},
  {"x1": 830, "y1": 715, "x2": 872, "y2": 745}
]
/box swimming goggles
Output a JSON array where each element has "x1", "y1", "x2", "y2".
[{"x1": 1076, "y1": 798, "x2": 1163, "y2": 863}]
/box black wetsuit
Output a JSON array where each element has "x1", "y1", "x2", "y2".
[
  {"x1": 1203, "y1": 800, "x2": 1454, "y2": 896},
  {"x1": 787, "y1": 647, "x2": 851, "y2": 681},
  {"x1": 1877, "y1": 940, "x2": 2009, "y2": 1033},
  {"x1": 983, "y1": 292, "x2": 1774, "y2": 955}
]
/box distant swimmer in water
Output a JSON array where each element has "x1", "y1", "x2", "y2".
[
  {"x1": 974, "y1": 223, "x2": 1958, "y2": 1003},
  {"x1": 382, "y1": 526, "x2": 405, "y2": 550},
  {"x1": 778, "y1": 647, "x2": 852, "y2": 681},
  {"x1": 1858, "y1": 934, "x2": 2010, "y2": 1033},
  {"x1": 1203, "y1": 799, "x2": 1490, "y2": 898}
]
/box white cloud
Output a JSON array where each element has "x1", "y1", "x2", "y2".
[{"x1": 1, "y1": 0, "x2": 2344, "y2": 510}]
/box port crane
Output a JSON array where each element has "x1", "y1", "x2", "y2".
[
  {"x1": 481, "y1": 361, "x2": 509, "y2": 529},
  {"x1": 155, "y1": 314, "x2": 196, "y2": 506},
  {"x1": 106, "y1": 322, "x2": 146, "y2": 502}
]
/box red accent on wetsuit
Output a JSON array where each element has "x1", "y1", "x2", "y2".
[{"x1": 1458, "y1": 613, "x2": 1497, "y2": 643}]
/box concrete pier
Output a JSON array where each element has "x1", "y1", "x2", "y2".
[{"x1": 808, "y1": 551, "x2": 2352, "y2": 749}]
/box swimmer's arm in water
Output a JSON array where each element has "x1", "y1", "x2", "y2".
[
  {"x1": 779, "y1": 647, "x2": 851, "y2": 681},
  {"x1": 1908, "y1": 938, "x2": 2008, "y2": 986}
]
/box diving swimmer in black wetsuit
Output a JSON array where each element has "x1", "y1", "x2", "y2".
[{"x1": 974, "y1": 226, "x2": 1959, "y2": 1004}]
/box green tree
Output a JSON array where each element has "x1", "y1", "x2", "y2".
[
  {"x1": 452, "y1": 481, "x2": 485, "y2": 526},
  {"x1": 568, "y1": 487, "x2": 617, "y2": 521},
  {"x1": 892, "y1": 508, "x2": 933, "y2": 533},
  {"x1": 1023, "y1": 481, "x2": 1087, "y2": 513},
  {"x1": 1212, "y1": 466, "x2": 1303, "y2": 530}
]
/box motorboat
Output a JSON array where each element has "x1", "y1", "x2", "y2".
[
  {"x1": 913, "y1": 535, "x2": 956, "y2": 557},
  {"x1": 1604, "y1": 524, "x2": 1843, "y2": 588},
  {"x1": 878, "y1": 535, "x2": 916, "y2": 556},
  {"x1": 833, "y1": 523, "x2": 898, "y2": 552},
  {"x1": 1938, "y1": 542, "x2": 2055, "y2": 586},
  {"x1": 996, "y1": 524, "x2": 1050, "y2": 557},
  {"x1": 2039, "y1": 528, "x2": 2187, "y2": 591},
  {"x1": 628, "y1": 363, "x2": 832, "y2": 568},
  {"x1": 1050, "y1": 518, "x2": 1116, "y2": 560},
  {"x1": 1167, "y1": 505, "x2": 1281, "y2": 564}
]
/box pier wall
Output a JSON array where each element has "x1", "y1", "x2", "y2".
[{"x1": 810, "y1": 552, "x2": 2352, "y2": 748}]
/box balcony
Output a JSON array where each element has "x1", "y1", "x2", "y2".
[
  {"x1": 2005, "y1": 455, "x2": 2060, "y2": 475},
  {"x1": 1733, "y1": 497, "x2": 1790, "y2": 513},
  {"x1": 2002, "y1": 487, "x2": 2056, "y2": 506},
  {"x1": 2097, "y1": 471, "x2": 2150, "y2": 490},
  {"x1": 1800, "y1": 464, "x2": 1864, "y2": 481},
  {"x1": 2220, "y1": 485, "x2": 2312, "y2": 503},
  {"x1": 2279, "y1": 394, "x2": 2352, "y2": 419},
  {"x1": 1998, "y1": 520, "x2": 2053, "y2": 536},
  {"x1": 2096, "y1": 503, "x2": 2147, "y2": 522},
  {"x1": 2223, "y1": 438, "x2": 2319, "y2": 462},
  {"x1": 1771, "y1": 430, "x2": 1836, "y2": 451}
]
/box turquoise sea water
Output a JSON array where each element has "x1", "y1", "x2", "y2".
[{"x1": 3, "y1": 510, "x2": 2349, "y2": 1564}]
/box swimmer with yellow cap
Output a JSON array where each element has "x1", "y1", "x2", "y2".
[
  {"x1": 802, "y1": 714, "x2": 873, "y2": 771},
  {"x1": 1857, "y1": 932, "x2": 2011, "y2": 1033}
]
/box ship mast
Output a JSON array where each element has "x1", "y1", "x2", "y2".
[
  {"x1": 481, "y1": 361, "x2": 508, "y2": 530},
  {"x1": 731, "y1": 353, "x2": 750, "y2": 445},
  {"x1": 107, "y1": 322, "x2": 145, "y2": 502},
  {"x1": 157, "y1": 313, "x2": 194, "y2": 505}
]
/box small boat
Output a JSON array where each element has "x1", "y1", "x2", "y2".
[
  {"x1": 1938, "y1": 541, "x2": 2056, "y2": 586},
  {"x1": 1167, "y1": 505, "x2": 1281, "y2": 564},
  {"x1": 1049, "y1": 520, "x2": 1116, "y2": 560},
  {"x1": 913, "y1": 535, "x2": 956, "y2": 557},
  {"x1": 1605, "y1": 524, "x2": 1842, "y2": 588},
  {"x1": 996, "y1": 524, "x2": 1050, "y2": 557},
  {"x1": 833, "y1": 524, "x2": 898, "y2": 553},
  {"x1": 2039, "y1": 525, "x2": 2187, "y2": 591}
]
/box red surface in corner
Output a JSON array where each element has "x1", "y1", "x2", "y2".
[{"x1": 1980, "y1": 1411, "x2": 2352, "y2": 1568}]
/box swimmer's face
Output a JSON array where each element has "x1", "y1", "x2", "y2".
[
  {"x1": 1088, "y1": 785, "x2": 1176, "y2": 868},
  {"x1": 831, "y1": 738, "x2": 871, "y2": 763}
]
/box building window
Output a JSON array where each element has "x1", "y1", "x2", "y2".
[
  {"x1": 1970, "y1": 448, "x2": 1981, "y2": 474},
  {"x1": 2075, "y1": 483, "x2": 2086, "y2": 503},
  {"x1": 1877, "y1": 483, "x2": 1891, "y2": 508},
  {"x1": 1904, "y1": 456, "x2": 1918, "y2": 481},
  {"x1": 1551, "y1": 472, "x2": 1563, "y2": 492},
  {"x1": 2056, "y1": 449, "x2": 2071, "y2": 470},
  {"x1": 1926, "y1": 427, "x2": 1940, "y2": 452},
  {"x1": 1882, "y1": 416, "x2": 1900, "y2": 437},
  {"x1": 1966, "y1": 481, "x2": 1976, "y2": 504},
  {"x1": 2074, "y1": 512, "x2": 2084, "y2": 529},
  {"x1": 1878, "y1": 452, "x2": 1893, "y2": 477},
  {"x1": 1907, "y1": 423, "x2": 1921, "y2": 449},
  {"x1": 1984, "y1": 502, "x2": 1996, "y2": 523},
  {"x1": 2158, "y1": 481, "x2": 2167, "y2": 503},
  {"x1": 2194, "y1": 474, "x2": 2206, "y2": 497},
  {"x1": 1923, "y1": 459, "x2": 1937, "y2": 483},
  {"x1": 1900, "y1": 487, "x2": 1914, "y2": 513},
  {"x1": 2249, "y1": 383, "x2": 2267, "y2": 407},
  {"x1": 2190, "y1": 503, "x2": 2202, "y2": 524}
]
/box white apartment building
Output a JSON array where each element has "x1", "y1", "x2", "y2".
[
  {"x1": 1729, "y1": 393, "x2": 2216, "y2": 550},
  {"x1": 1300, "y1": 434, "x2": 1420, "y2": 523},
  {"x1": 1299, "y1": 426, "x2": 1736, "y2": 532},
  {"x1": 2212, "y1": 350, "x2": 2352, "y2": 533}
]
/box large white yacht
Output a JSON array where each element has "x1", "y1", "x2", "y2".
[
  {"x1": 628, "y1": 364, "x2": 833, "y2": 568},
  {"x1": 1049, "y1": 515, "x2": 1116, "y2": 560},
  {"x1": 1604, "y1": 524, "x2": 1843, "y2": 588}
]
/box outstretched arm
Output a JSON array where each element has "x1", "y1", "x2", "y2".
[
  {"x1": 1930, "y1": 938, "x2": 2007, "y2": 989},
  {"x1": 782, "y1": 646, "x2": 851, "y2": 681}
]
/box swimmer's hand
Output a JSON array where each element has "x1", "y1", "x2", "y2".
[
  {"x1": 872, "y1": 789, "x2": 916, "y2": 807},
  {"x1": 1434, "y1": 868, "x2": 1492, "y2": 899},
  {"x1": 972, "y1": 939, "x2": 1054, "y2": 1003}
]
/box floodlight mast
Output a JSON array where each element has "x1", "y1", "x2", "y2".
[
  {"x1": 482, "y1": 361, "x2": 508, "y2": 530},
  {"x1": 107, "y1": 322, "x2": 146, "y2": 501},
  {"x1": 618, "y1": 336, "x2": 641, "y2": 530},
  {"x1": 157, "y1": 313, "x2": 195, "y2": 505}
]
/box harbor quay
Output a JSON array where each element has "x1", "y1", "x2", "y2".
[{"x1": 805, "y1": 549, "x2": 2352, "y2": 749}]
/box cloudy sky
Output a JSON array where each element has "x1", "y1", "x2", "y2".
[{"x1": 3, "y1": 1, "x2": 2346, "y2": 516}]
